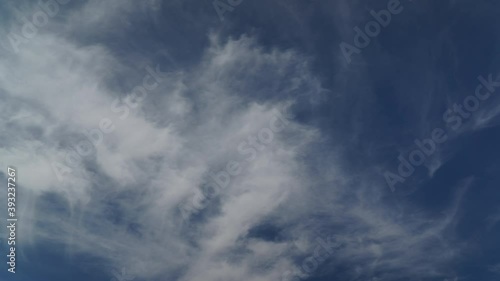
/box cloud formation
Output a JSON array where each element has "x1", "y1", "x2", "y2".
[{"x1": 1, "y1": 1, "x2": 492, "y2": 281}]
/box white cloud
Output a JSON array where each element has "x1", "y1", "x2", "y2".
[{"x1": 0, "y1": 2, "x2": 467, "y2": 280}]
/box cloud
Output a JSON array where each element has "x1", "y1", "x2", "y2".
[
  {"x1": 489, "y1": 263, "x2": 500, "y2": 275},
  {"x1": 0, "y1": 6, "x2": 323, "y2": 280},
  {"x1": 0, "y1": 1, "x2": 470, "y2": 280}
]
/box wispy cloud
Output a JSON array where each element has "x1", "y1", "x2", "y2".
[{"x1": 0, "y1": 1, "x2": 480, "y2": 280}]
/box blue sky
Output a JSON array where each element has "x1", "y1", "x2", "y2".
[{"x1": 0, "y1": 0, "x2": 500, "y2": 280}]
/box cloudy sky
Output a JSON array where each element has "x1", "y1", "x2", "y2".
[{"x1": 1, "y1": 0, "x2": 500, "y2": 280}]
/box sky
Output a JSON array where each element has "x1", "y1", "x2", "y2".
[{"x1": 0, "y1": 0, "x2": 500, "y2": 280}]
